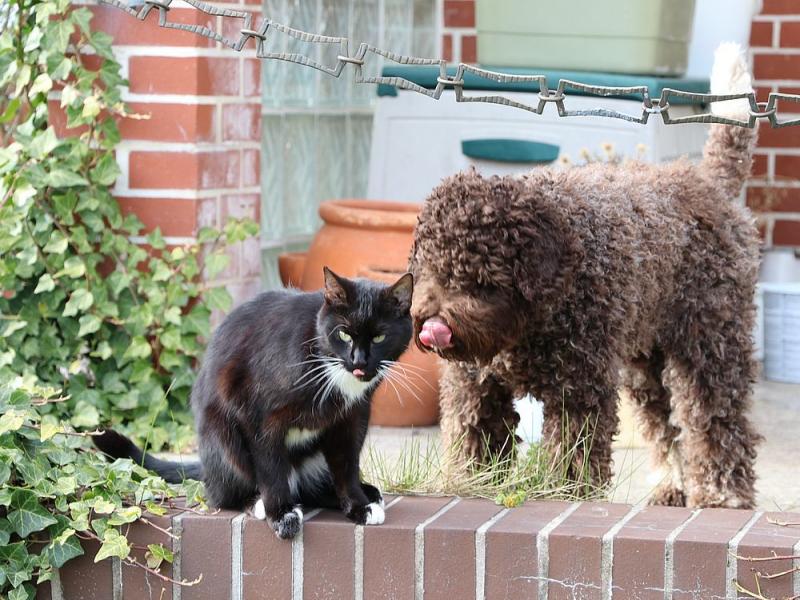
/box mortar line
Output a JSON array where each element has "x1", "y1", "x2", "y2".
[
  {"x1": 537, "y1": 502, "x2": 582, "y2": 600},
  {"x1": 112, "y1": 556, "x2": 122, "y2": 600},
  {"x1": 475, "y1": 508, "x2": 510, "y2": 600},
  {"x1": 793, "y1": 538, "x2": 800, "y2": 598},
  {"x1": 49, "y1": 567, "x2": 63, "y2": 600},
  {"x1": 664, "y1": 509, "x2": 702, "y2": 600},
  {"x1": 414, "y1": 497, "x2": 461, "y2": 600},
  {"x1": 172, "y1": 513, "x2": 185, "y2": 600},
  {"x1": 601, "y1": 501, "x2": 647, "y2": 600},
  {"x1": 726, "y1": 511, "x2": 764, "y2": 600},
  {"x1": 292, "y1": 508, "x2": 322, "y2": 600},
  {"x1": 230, "y1": 513, "x2": 245, "y2": 600},
  {"x1": 354, "y1": 524, "x2": 364, "y2": 600}
]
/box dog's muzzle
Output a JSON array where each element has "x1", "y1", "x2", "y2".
[{"x1": 418, "y1": 317, "x2": 453, "y2": 349}]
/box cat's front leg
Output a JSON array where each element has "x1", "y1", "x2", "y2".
[
  {"x1": 251, "y1": 440, "x2": 303, "y2": 539},
  {"x1": 321, "y1": 417, "x2": 384, "y2": 526}
]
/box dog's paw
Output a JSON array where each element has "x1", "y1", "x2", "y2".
[{"x1": 270, "y1": 507, "x2": 303, "y2": 540}]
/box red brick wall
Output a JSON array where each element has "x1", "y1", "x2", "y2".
[
  {"x1": 750, "y1": 1, "x2": 800, "y2": 247},
  {"x1": 88, "y1": 2, "x2": 263, "y2": 305}
]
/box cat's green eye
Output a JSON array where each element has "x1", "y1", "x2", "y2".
[
  {"x1": 372, "y1": 334, "x2": 386, "y2": 344},
  {"x1": 338, "y1": 330, "x2": 352, "y2": 343}
]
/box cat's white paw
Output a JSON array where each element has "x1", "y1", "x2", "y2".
[
  {"x1": 252, "y1": 498, "x2": 266, "y2": 520},
  {"x1": 365, "y1": 502, "x2": 385, "y2": 525},
  {"x1": 293, "y1": 506, "x2": 304, "y2": 521}
]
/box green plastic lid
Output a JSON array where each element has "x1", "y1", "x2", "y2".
[{"x1": 376, "y1": 65, "x2": 709, "y2": 105}]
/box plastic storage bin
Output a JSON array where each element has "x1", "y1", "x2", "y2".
[
  {"x1": 762, "y1": 283, "x2": 800, "y2": 384},
  {"x1": 476, "y1": 0, "x2": 696, "y2": 75}
]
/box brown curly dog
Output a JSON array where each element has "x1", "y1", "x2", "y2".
[{"x1": 409, "y1": 44, "x2": 762, "y2": 508}]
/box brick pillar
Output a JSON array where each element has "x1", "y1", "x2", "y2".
[
  {"x1": 749, "y1": 1, "x2": 800, "y2": 248},
  {"x1": 442, "y1": 0, "x2": 476, "y2": 63},
  {"x1": 91, "y1": 3, "x2": 263, "y2": 305}
]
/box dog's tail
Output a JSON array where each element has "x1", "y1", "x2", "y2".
[
  {"x1": 700, "y1": 42, "x2": 757, "y2": 199},
  {"x1": 93, "y1": 429, "x2": 203, "y2": 484}
]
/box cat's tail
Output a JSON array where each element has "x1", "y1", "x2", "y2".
[
  {"x1": 93, "y1": 429, "x2": 203, "y2": 484},
  {"x1": 700, "y1": 42, "x2": 757, "y2": 199}
]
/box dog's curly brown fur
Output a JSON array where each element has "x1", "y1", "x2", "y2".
[{"x1": 409, "y1": 122, "x2": 762, "y2": 508}]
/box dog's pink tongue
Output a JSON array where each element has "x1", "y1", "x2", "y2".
[{"x1": 419, "y1": 318, "x2": 453, "y2": 348}]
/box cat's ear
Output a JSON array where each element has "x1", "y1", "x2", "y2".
[
  {"x1": 323, "y1": 267, "x2": 349, "y2": 306},
  {"x1": 386, "y1": 272, "x2": 413, "y2": 313}
]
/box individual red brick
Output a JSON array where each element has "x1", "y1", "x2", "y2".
[
  {"x1": 484, "y1": 501, "x2": 567, "y2": 600},
  {"x1": 223, "y1": 103, "x2": 261, "y2": 141},
  {"x1": 90, "y1": 6, "x2": 214, "y2": 47},
  {"x1": 129, "y1": 57, "x2": 241, "y2": 96},
  {"x1": 751, "y1": 21, "x2": 774, "y2": 47},
  {"x1": 242, "y1": 149, "x2": 261, "y2": 187},
  {"x1": 443, "y1": 34, "x2": 453, "y2": 62},
  {"x1": 243, "y1": 58, "x2": 261, "y2": 97},
  {"x1": 547, "y1": 502, "x2": 631, "y2": 600},
  {"x1": 120, "y1": 103, "x2": 215, "y2": 143},
  {"x1": 117, "y1": 197, "x2": 198, "y2": 237},
  {"x1": 444, "y1": 0, "x2": 475, "y2": 28},
  {"x1": 424, "y1": 498, "x2": 504, "y2": 598},
  {"x1": 754, "y1": 53, "x2": 800, "y2": 80},
  {"x1": 363, "y1": 496, "x2": 452, "y2": 600},
  {"x1": 461, "y1": 35, "x2": 477, "y2": 64},
  {"x1": 221, "y1": 10, "x2": 259, "y2": 43},
  {"x1": 129, "y1": 151, "x2": 240, "y2": 190},
  {"x1": 758, "y1": 124, "x2": 800, "y2": 148},
  {"x1": 612, "y1": 506, "x2": 694, "y2": 600},
  {"x1": 773, "y1": 219, "x2": 800, "y2": 245},
  {"x1": 672, "y1": 508, "x2": 755, "y2": 600},
  {"x1": 775, "y1": 154, "x2": 800, "y2": 179},
  {"x1": 303, "y1": 510, "x2": 356, "y2": 599},
  {"x1": 780, "y1": 21, "x2": 800, "y2": 47},
  {"x1": 736, "y1": 512, "x2": 800, "y2": 600},
  {"x1": 751, "y1": 153, "x2": 769, "y2": 178},
  {"x1": 747, "y1": 187, "x2": 800, "y2": 212},
  {"x1": 761, "y1": 0, "x2": 800, "y2": 14},
  {"x1": 59, "y1": 539, "x2": 113, "y2": 599},
  {"x1": 754, "y1": 85, "x2": 775, "y2": 102},
  {"x1": 179, "y1": 511, "x2": 236, "y2": 600},
  {"x1": 122, "y1": 514, "x2": 173, "y2": 600},
  {"x1": 242, "y1": 515, "x2": 292, "y2": 600}
]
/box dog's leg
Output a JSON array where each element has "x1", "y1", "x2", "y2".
[
  {"x1": 540, "y1": 379, "x2": 619, "y2": 493},
  {"x1": 624, "y1": 350, "x2": 686, "y2": 507},
  {"x1": 439, "y1": 360, "x2": 518, "y2": 467},
  {"x1": 666, "y1": 322, "x2": 760, "y2": 509}
]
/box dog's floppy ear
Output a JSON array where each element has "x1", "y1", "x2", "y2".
[
  {"x1": 323, "y1": 267, "x2": 349, "y2": 306},
  {"x1": 385, "y1": 272, "x2": 413, "y2": 313}
]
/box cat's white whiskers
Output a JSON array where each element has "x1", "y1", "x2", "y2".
[
  {"x1": 379, "y1": 360, "x2": 434, "y2": 393},
  {"x1": 381, "y1": 369, "x2": 424, "y2": 406},
  {"x1": 378, "y1": 367, "x2": 405, "y2": 407}
]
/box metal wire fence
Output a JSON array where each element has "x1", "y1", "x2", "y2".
[{"x1": 102, "y1": 0, "x2": 800, "y2": 128}]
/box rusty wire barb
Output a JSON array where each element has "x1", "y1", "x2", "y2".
[{"x1": 101, "y1": 0, "x2": 800, "y2": 128}]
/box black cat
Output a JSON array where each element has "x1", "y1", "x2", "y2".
[{"x1": 95, "y1": 267, "x2": 413, "y2": 539}]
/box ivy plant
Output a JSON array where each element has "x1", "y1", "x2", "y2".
[{"x1": 0, "y1": 1, "x2": 257, "y2": 596}]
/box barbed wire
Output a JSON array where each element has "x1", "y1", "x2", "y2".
[{"x1": 101, "y1": 0, "x2": 800, "y2": 129}]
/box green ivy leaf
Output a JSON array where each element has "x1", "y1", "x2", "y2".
[
  {"x1": 0, "y1": 409, "x2": 27, "y2": 435},
  {"x1": 95, "y1": 529, "x2": 130, "y2": 563},
  {"x1": 204, "y1": 252, "x2": 230, "y2": 278},
  {"x1": 43, "y1": 231, "x2": 68, "y2": 254},
  {"x1": 61, "y1": 256, "x2": 86, "y2": 278},
  {"x1": 1, "y1": 320, "x2": 27, "y2": 338},
  {"x1": 70, "y1": 400, "x2": 99, "y2": 429},
  {"x1": 90, "y1": 154, "x2": 121, "y2": 186},
  {"x1": 205, "y1": 287, "x2": 232, "y2": 313},
  {"x1": 8, "y1": 490, "x2": 58, "y2": 538},
  {"x1": 34, "y1": 273, "x2": 56, "y2": 294},
  {"x1": 77, "y1": 314, "x2": 101, "y2": 337},
  {"x1": 122, "y1": 336, "x2": 151, "y2": 361},
  {"x1": 145, "y1": 543, "x2": 173, "y2": 570},
  {"x1": 63, "y1": 288, "x2": 93, "y2": 317},
  {"x1": 46, "y1": 169, "x2": 88, "y2": 188},
  {"x1": 47, "y1": 530, "x2": 84, "y2": 568},
  {"x1": 108, "y1": 505, "x2": 141, "y2": 526}
]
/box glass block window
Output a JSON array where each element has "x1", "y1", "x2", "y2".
[{"x1": 260, "y1": 0, "x2": 439, "y2": 289}]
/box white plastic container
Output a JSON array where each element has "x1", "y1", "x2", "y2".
[{"x1": 762, "y1": 283, "x2": 800, "y2": 384}]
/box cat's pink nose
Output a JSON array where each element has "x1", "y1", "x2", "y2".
[
  {"x1": 353, "y1": 368, "x2": 366, "y2": 378},
  {"x1": 419, "y1": 318, "x2": 453, "y2": 348}
]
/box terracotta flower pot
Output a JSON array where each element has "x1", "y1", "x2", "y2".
[
  {"x1": 277, "y1": 200, "x2": 441, "y2": 427},
  {"x1": 277, "y1": 252, "x2": 307, "y2": 289}
]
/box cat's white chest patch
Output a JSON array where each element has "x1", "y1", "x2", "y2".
[
  {"x1": 324, "y1": 363, "x2": 375, "y2": 407},
  {"x1": 285, "y1": 427, "x2": 321, "y2": 448}
]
